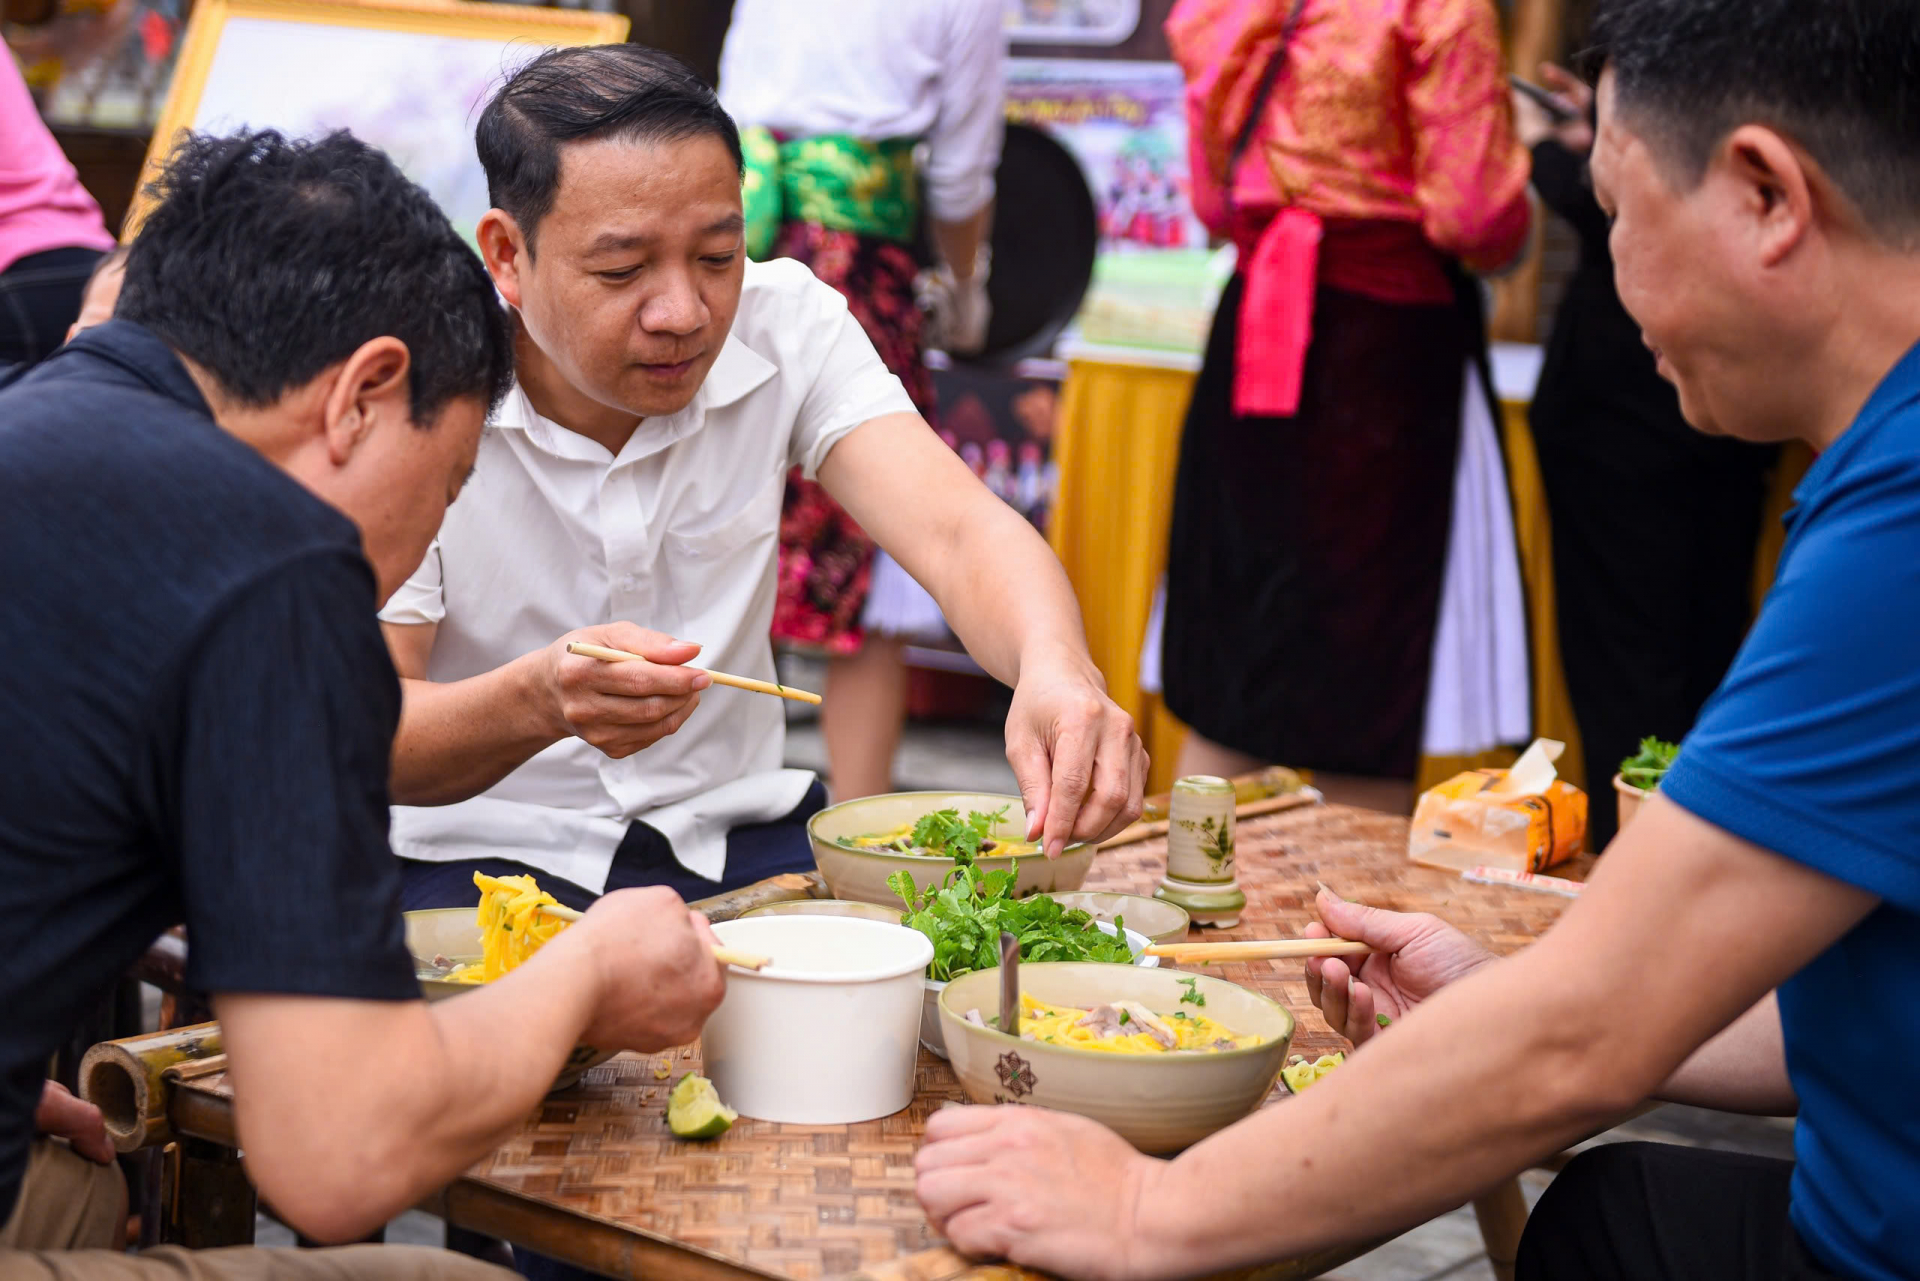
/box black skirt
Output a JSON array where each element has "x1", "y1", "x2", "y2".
[{"x1": 1162, "y1": 272, "x2": 1471, "y2": 778}]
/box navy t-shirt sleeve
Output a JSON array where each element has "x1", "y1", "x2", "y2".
[
  {"x1": 1661, "y1": 450, "x2": 1920, "y2": 912},
  {"x1": 162, "y1": 549, "x2": 418, "y2": 999}
]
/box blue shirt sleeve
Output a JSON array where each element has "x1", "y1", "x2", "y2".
[
  {"x1": 158, "y1": 549, "x2": 418, "y2": 1000},
  {"x1": 1660, "y1": 446, "x2": 1920, "y2": 913}
]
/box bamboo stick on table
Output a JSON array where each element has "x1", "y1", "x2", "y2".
[
  {"x1": 1098, "y1": 789, "x2": 1320, "y2": 850},
  {"x1": 534, "y1": 901, "x2": 773, "y2": 970},
  {"x1": 1145, "y1": 938, "x2": 1372, "y2": 963},
  {"x1": 564, "y1": 641, "x2": 821, "y2": 704}
]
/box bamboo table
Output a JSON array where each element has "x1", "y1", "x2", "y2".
[{"x1": 156, "y1": 803, "x2": 1590, "y2": 1281}]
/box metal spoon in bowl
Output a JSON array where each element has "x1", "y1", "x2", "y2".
[{"x1": 999, "y1": 930, "x2": 1020, "y2": 1038}]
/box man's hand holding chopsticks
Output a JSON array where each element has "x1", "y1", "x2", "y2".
[
  {"x1": 1302, "y1": 886, "x2": 1495, "y2": 1045},
  {"x1": 541, "y1": 622, "x2": 712, "y2": 759},
  {"x1": 561, "y1": 887, "x2": 728, "y2": 1052}
]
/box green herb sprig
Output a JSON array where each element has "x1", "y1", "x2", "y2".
[
  {"x1": 888, "y1": 851, "x2": 1132, "y2": 983},
  {"x1": 905, "y1": 806, "x2": 1006, "y2": 860},
  {"x1": 1618, "y1": 737, "x2": 1679, "y2": 792}
]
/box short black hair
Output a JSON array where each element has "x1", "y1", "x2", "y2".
[
  {"x1": 475, "y1": 43, "x2": 742, "y2": 250},
  {"x1": 1590, "y1": 0, "x2": 1920, "y2": 245},
  {"x1": 119, "y1": 129, "x2": 514, "y2": 423}
]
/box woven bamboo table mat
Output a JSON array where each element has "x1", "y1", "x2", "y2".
[{"x1": 172, "y1": 804, "x2": 1590, "y2": 1280}]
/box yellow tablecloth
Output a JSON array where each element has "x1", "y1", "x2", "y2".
[{"x1": 1047, "y1": 357, "x2": 1806, "y2": 796}]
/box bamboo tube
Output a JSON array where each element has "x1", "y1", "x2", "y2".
[
  {"x1": 564, "y1": 642, "x2": 821, "y2": 704},
  {"x1": 80, "y1": 1022, "x2": 225, "y2": 1153}
]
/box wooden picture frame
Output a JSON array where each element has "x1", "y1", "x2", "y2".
[{"x1": 127, "y1": 0, "x2": 628, "y2": 234}]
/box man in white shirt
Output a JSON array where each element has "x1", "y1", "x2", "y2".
[{"x1": 382, "y1": 45, "x2": 1147, "y2": 910}]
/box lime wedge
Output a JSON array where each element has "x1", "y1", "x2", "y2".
[
  {"x1": 667, "y1": 1073, "x2": 737, "y2": 1139},
  {"x1": 1281, "y1": 1052, "x2": 1346, "y2": 1094}
]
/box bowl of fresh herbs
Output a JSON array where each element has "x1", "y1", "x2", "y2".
[
  {"x1": 1614, "y1": 737, "x2": 1679, "y2": 831},
  {"x1": 889, "y1": 855, "x2": 1155, "y2": 1058},
  {"x1": 808, "y1": 792, "x2": 1096, "y2": 906}
]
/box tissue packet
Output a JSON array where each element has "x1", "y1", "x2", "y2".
[{"x1": 1409, "y1": 768, "x2": 1587, "y2": 875}]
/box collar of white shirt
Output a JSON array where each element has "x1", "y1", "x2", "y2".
[{"x1": 504, "y1": 333, "x2": 778, "y2": 465}]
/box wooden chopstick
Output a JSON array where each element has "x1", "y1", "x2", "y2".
[
  {"x1": 1145, "y1": 938, "x2": 1372, "y2": 962},
  {"x1": 708, "y1": 947, "x2": 773, "y2": 971},
  {"x1": 533, "y1": 901, "x2": 772, "y2": 970},
  {"x1": 565, "y1": 641, "x2": 822, "y2": 705}
]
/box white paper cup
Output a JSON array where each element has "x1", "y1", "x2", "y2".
[{"x1": 703, "y1": 916, "x2": 933, "y2": 1124}]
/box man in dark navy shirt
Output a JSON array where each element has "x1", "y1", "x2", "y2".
[{"x1": 0, "y1": 129, "x2": 731, "y2": 1277}]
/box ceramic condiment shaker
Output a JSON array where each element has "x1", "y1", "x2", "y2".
[{"x1": 1154, "y1": 774, "x2": 1246, "y2": 927}]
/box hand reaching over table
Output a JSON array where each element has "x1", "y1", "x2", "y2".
[
  {"x1": 815, "y1": 414, "x2": 1147, "y2": 857},
  {"x1": 1303, "y1": 886, "x2": 1496, "y2": 1045},
  {"x1": 1005, "y1": 646, "x2": 1148, "y2": 859}
]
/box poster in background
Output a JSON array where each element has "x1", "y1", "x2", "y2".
[
  {"x1": 124, "y1": 0, "x2": 626, "y2": 240},
  {"x1": 928, "y1": 355, "x2": 1063, "y2": 537},
  {"x1": 1004, "y1": 57, "x2": 1229, "y2": 358},
  {"x1": 1003, "y1": 0, "x2": 1139, "y2": 46}
]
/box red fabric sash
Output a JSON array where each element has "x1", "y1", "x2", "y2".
[{"x1": 1231, "y1": 209, "x2": 1454, "y2": 419}]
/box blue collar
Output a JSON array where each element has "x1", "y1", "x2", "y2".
[{"x1": 1793, "y1": 336, "x2": 1920, "y2": 510}]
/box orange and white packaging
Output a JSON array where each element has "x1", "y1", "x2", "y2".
[{"x1": 1409, "y1": 739, "x2": 1587, "y2": 875}]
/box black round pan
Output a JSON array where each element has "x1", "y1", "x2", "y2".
[{"x1": 966, "y1": 122, "x2": 1099, "y2": 366}]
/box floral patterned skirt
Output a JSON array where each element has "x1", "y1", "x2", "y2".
[{"x1": 771, "y1": 223, "x2": 938, "y2": 655}]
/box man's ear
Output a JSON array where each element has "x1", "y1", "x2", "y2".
[
  {"x1": 320, "y1": 336, "x2": 412, "y2": 466},
  {"x1": 1718, "y1": 124, "x2": 1816, "y2": 269},
  {"x1": 476, "y1": 209, "x2": 529, "y2": 310}
]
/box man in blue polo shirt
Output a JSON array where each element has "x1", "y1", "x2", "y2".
[{"x1": 906, "y1": 3, "x2": 1920, "y2": 1279}]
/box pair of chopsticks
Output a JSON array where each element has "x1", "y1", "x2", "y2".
[
  {"x1": 565, "y1": 641, "x2": 821, "y2": 705},
  {"x1": 1145, "y1": 938, "x2": 1371, "y2": 963},
  {"x1": 534, "y1": 902, "x2": 772, "y2": 971}
]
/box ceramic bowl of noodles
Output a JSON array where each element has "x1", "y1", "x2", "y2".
[
  {"x1": 403, "y1": 908, "x2": 616, "y2": 1091},
  {"x1": 1047, "y1": 891, "x2": 1190, "y2": 946},
  {"x1": 937, "y1": 962, "x2": 1295, "y2": 1154},
  {"x1": 809, "y1": 791, "x2": 1097, "y2": 906},
  {"x1": 920, "y1": 921, "x2": 1156, "y2": 1060}
]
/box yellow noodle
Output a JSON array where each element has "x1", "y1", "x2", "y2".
[
  {"x1": 1019, "y1": 995, "x2": 1263, "y2": 1054},
  {"x1": 445, "y1": 871, "x2": 570, "y2": 984},
  {"x1": 848, "y1": 822, "x2": 1041, "y2": 857}
]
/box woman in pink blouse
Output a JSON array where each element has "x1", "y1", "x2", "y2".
[
  {"x1": 0, "y1": 48, "x2": 115, "y2": 367},
  {"x1": 1159, "y1": 0, "x2": 1530, "y2": 808}
]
